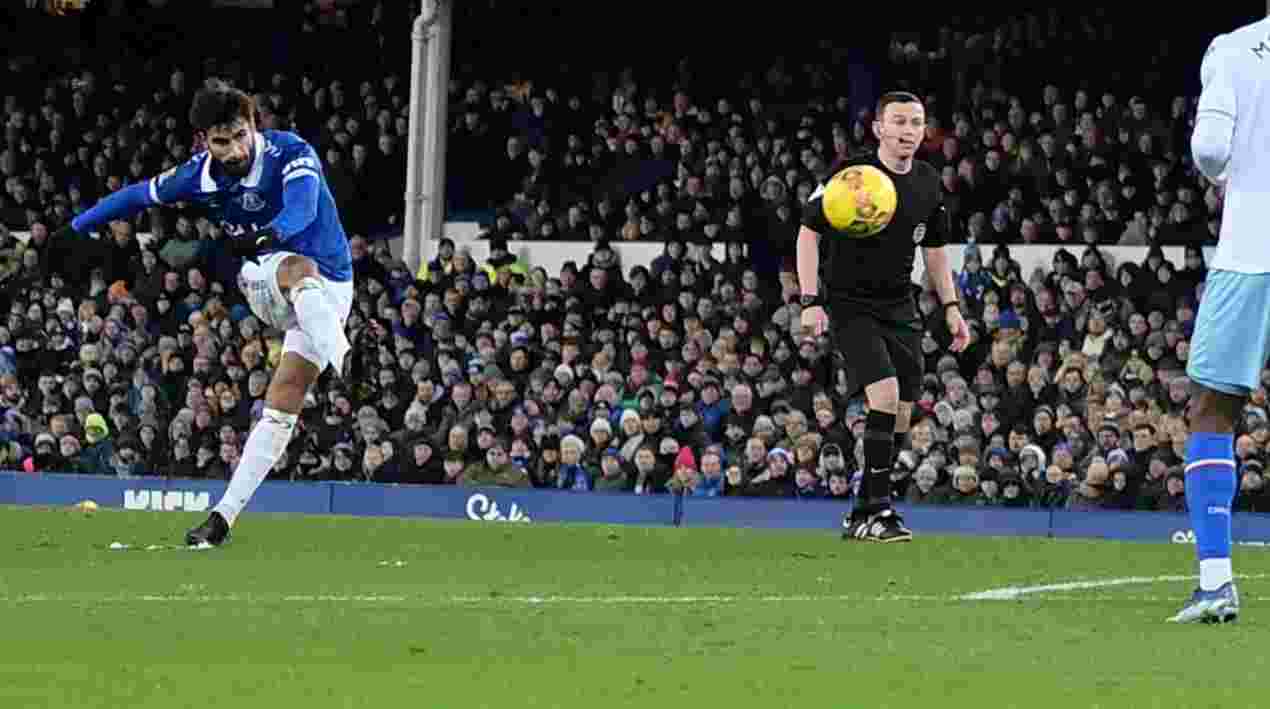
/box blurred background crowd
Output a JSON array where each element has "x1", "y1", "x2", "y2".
[{"x1": 1, "y1": 1, "x2": 1267, "y2": 514}]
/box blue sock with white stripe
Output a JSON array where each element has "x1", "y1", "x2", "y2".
[{"x1": 1184, "y1": 432, "x2": 1237, "y2": 591}]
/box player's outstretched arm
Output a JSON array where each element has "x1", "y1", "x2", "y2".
[{"x1": 55, "y1": 181, "x2": 153, "y2": 239}]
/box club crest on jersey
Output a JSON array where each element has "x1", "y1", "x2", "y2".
[
  {"x1": 912, "y1": 223, "x2": 927, "y2": 243},
  {"x1": 241, "y1": 191, "x2": 266, "y2": 212}
]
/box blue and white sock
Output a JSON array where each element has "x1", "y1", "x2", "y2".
[{"x1": 1184, "y1": 432, "x2": 1237, "y2": 592}]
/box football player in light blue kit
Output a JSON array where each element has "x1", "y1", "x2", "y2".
[
  {"x1": 1168, "y1": 23, "x2": 1270, "y2": 623},
  {"x1": 54, "y1": 81, "x2": 355, "y2": 548}
]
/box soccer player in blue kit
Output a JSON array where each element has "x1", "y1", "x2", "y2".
[{"x1": 54, "y1": 81, "x2": 356, "y2": 548}]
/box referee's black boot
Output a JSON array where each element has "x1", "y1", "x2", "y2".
[{"x1": 842, "y1": 507, "x2": 913, "y2": 543}]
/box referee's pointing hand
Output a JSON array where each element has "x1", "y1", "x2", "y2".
[{"x1": 801, "y1": 305, "x2": 829, "y2": 337}]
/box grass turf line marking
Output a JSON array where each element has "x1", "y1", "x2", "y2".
[
  {"x1": 2, "y1": 593, "x2": 1269, "y2": 604},
  {"x1": 0, "y1": 575, "x2": 1266, "y2": 605},
  {"x1": 959, "y1": 572, "x2": 1270, "y2": 601}
]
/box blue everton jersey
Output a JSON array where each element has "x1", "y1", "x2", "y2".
[{"x1": 148, "y1": 130, "x2": 353, "y2": 282}]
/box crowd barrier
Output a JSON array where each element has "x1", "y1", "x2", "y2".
[
  {"x1": 7, "y1": 226, "x2": 1216, "y2": 287},
  {"x1": 427, "y1": 237, "x2": 1217, "y2": 287},
  {"x1": 4, "y1": 472, "x2": 1270, "y2": 547}
]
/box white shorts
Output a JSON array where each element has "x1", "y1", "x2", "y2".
[{"x1": 237, "y1": 251, "x2": 354, "y2": 368}]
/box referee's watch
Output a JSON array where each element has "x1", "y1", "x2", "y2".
[
  {"x1": 800, "y1": 294, "x2": 826, "y2": 308},
  {"x1": 943, "y1": 300, "x2": 961, "y2": 312}
]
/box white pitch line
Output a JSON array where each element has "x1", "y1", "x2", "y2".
[
  {"x1": 0, "y1": 593, "x2": 948, "y2": 604},
  {"x1": 446, "y1": 594, "x2": 947, "y2": 604},
  {"x1": 0, "y1": 574, "x2": 1265, "y2": 605},
  {"x1": 959, "y1": 572, "x2": 1270, "y2": 601}
]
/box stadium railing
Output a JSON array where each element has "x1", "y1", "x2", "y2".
[{"x1": 5, "y1": 229, "x2": 1218, "y2": 282}]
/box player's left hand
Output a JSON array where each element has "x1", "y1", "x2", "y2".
[
  {"x1": 231, "y1": 227, "x2": 278, "y2": 264},
  {"x1": 946, "y1": 306, "x2": 970, "y2": 353}
]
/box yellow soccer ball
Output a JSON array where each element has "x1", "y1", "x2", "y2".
[{"x1": 821, "y1": 165, "x2": 898, "y2": 237}]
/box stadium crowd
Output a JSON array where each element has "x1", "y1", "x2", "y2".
[
  {"x1": 449, "y1": 8, "x2": 1221, "y2": 283},
  {"x1": 1, "y1": 4, "x2": 1268, "y2": 515}
]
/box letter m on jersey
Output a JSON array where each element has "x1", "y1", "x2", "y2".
[{"x1": 1253, "y1": 38, "x2": 1270, "y2": 60}]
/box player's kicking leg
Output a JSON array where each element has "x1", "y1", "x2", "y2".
[
  {"x1": 186, "y1": 254, "x2": 353, "y2": 547},
  {"x1": 1167, "y1": 269, "x2": 1262, "y2": 622}
]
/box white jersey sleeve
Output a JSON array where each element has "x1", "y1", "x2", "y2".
[
  {"x1": 1205, "y1": 20, "x2": 1270, "y2": 274},
  {"x1": 1193, "y1": 38, "x2": 1236, "y2": 181}
]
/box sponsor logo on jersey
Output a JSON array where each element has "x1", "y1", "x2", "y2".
[
  {"x1": 283, "y1": 156, "x2": 318, "y2": 175},
  {"x1": 241, "y1": 190, "x2": 266, "y2": 212},
  {"x1": 465, "y1": 493, "x2": 531, "y2": 522},
  {"x1": 912, "y1": 223, "x2": 927, "y2": 243}
]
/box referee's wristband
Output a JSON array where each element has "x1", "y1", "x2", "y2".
[{"x1": 942, "y1": 301, "x2": 960, "y2": 312}]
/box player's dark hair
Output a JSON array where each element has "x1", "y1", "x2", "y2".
[
  {"x1": 189, "y1": 80, "x2": 256, "y2": 132},
  {"x1": 875, "y1": 91, "x2": 923, "y2": 119}
]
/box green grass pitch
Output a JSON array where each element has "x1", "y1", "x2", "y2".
[{"x1": 0, "y1": 506, "x2": 1266, "y2": 708}]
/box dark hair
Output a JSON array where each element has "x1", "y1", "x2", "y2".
[
  {"x1": 189, "y1": 81, "x2": 256, "y2": 132},
  {"x1": 875, "y1": 91, "x2": 923, "y2": 119}
]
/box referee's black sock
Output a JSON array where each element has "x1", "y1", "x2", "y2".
[
  {"x1": 891, "y1": 431, "x2": 907, "y2": 496},
  {"x1": 859, "y1": 410, "x2": 896, "y2": 516}
]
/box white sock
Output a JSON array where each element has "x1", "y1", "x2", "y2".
[
  {"x1": 1199, "y1": 557, "x2": 1233, "y2": 592},
  {"x1": 292, "y1": 278, "x2": 351, "y2": 372},
  {"x1": 213, "y1": 408, "x2": 297, "y2": 526}
]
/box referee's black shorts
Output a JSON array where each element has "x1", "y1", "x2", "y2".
[{"x1": 831, "y1": 308, "x2": 924, "y2": 402}]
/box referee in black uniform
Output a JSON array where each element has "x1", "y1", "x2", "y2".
[{"x1": 797, "y1": 91, "x2": 969, "y2": 542}]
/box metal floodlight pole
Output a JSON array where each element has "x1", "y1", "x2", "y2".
[{"x1": 403, "y1": 0, "x2": 452, "y2": 273}]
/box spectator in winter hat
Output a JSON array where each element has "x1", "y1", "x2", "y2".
[
  {"x1": 1019, "y1": 443, "x2": 1046, "y2": 484},
  {"x1": 818, "y1": 442, "x2": 848, "y2": 480},
  {"x1": 593, "y1": 447, "x2": 627, "y2": 492},
  {"x1": 554, "y1": 363, "x2": 574, "y2": 386},
  {"x1": 668, "y1": 446, "x2": 698, "y2": 494},
  {"x1": 738, "y1": 448, "x2": 793, "y2": 497},
  {"x1": 78, "y1": 413, "x2": 114, "y2": 476},
  {"x1": 558, "y1": 434, "x2": 593, "y2": 491},
  {"x1": 23, "y1": 432, "x2": 60, "y2": 473}
]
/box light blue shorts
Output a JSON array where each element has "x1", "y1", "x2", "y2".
[{"x1": 1187, "y1": 269, "x2": 1270, "y2": 396}]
